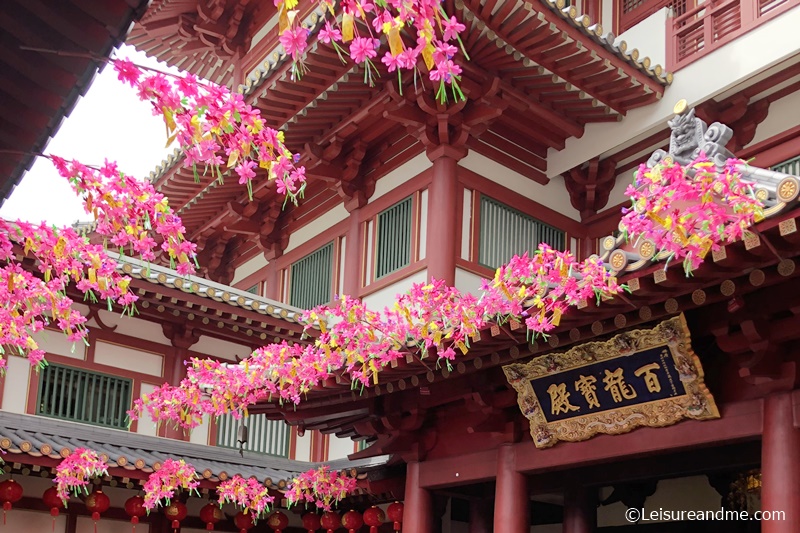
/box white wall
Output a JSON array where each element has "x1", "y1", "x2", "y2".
[
  {"x1": 33, "y1": 329, "x2": 85, "y2": 360},
  {"x1": 94, "y1": 310, "x2": 172, "y2": 346},
  {"x1": 136, "y1": 383, "x2": 159, "y2": 436},
  {"x1": 548, "y1": 6, "x2": 800, "y2": 177},
  {"x1": 295, "y1": 429, "x2": 311, "y2": 461},
  {"x1": 189, "y1": 415, "x2": 211, "y2": 445},
  {"x1": 94, "y1": 341, "x2": 164, "y2": 377},
  {"x1": 460, "y1": 152, "x2": 580, "y2": 221},
  {"x1": 285, "y1": 203, "x2": 349, "y2": 255},
  {"x1": 370, "y1": 153, "x2": 431, "y2": 203},
  {"x1": 454, "y1": 267, "x2": 487, "y2": 297},
  {"x1": 327, "y1": 434, "x2": 355, "y2": 461},
  {"x1": 192, "y1": 335, "x2": 253, "y2": 361},
  {"x1": 2, "y1": 355, "x2": 31, "y2": 413},
  {"x1": 362, "y1": 269, "x2": 428, "y2": 310},
  {"x1": 618, "y1": 7, "x2": 669, "y2": 68},
  {"x1": 747, "y1": 89, "x2": 800, "y2": 149},
  {"x1": 232, "y1": 253, "x2": 269, "y2": 285}
]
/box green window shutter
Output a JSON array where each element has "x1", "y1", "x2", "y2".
[
  {"x1": 289, "y1": 242, "x2": 333, "y2": 309},
  {"x1": 245, "y1": 284, "x2": 259, "y2": 295},
  {"x1": 357, "y1": 440, "x2": 371, "y2": 452},
  {"x1": 36, "y1": 364, "x2": 132, "y2": 430},
  {"x1": 215, "y1": 413, "x2": 290, "y2": 457},
  {"x1": 375, "y1": 196, "x2": 413, "y2": 279},
  {"x1": 771, "y1": 156, "x2": 800, "y2": 176},
  {"x1": 478, "y1": 195, "x2": 566, "y2": 270}
]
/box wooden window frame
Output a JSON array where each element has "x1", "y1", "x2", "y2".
[
  {"x1": 287, "y1": 241, "x2": 336, "y2": 309},
  {"x1": 215, "y1": 412, "x2": 291, "y2": 457},
  {"x1": 35, "y1": 363, "x2": 133, "y2": 430},
  {"x1": 373, "y1": 195, "x2": 415, "y2": 280}
]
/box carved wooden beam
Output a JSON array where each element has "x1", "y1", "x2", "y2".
[{"x1": 565, "y1": 156, "x2": 617, "y2": 220}]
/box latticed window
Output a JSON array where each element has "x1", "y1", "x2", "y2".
[
  {"x1": 771, "y1": 155, "x2": 800, "y2": 176},
  {"x1": 289, "y1": 242, "x2": 333, "y2": 309},
  {"x1": 619, "y1": 0, "x2": 689, "y2": 33},
  {"x1": 36, "y1": 364, "x2": 132, "y2": 429},
  {"x1": 216, "y1": 413, "x2": 290, "y2": 457},
  {"x1": 375, "y1": 196, "x2": 413, "y2": 279},
  {"x1": 478, "y1": 196, "x2": 565, "y2": 270}
]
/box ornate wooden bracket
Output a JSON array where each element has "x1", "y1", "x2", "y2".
[
  {"x1": 697, "y1": 96, "x2": 771, "y2": 153},
  {"x1": 565, "y1": 157, "x2": 618, "y2": 220},
  {"x1": 162, "y1": 323, "x2": 201, "y2": 350}
]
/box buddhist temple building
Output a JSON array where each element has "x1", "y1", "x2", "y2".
[{"x1": 3, "y1": 0, "x2": 800, "y2": 532}]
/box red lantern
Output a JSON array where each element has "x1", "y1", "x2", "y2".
[
  {"x1": 267, "y1": 510, "x2": 289, "y2": 532},
  {"x1": 234, "y1": 511, "x2": 256, "y2": 533},
  {"x1": 124, "y1": 495, "x2": 147, "y2": 532},
  {"x1": 42, "y1": 487, "x2": 62, "y2": 531},
  {"x1": 302, "y1": 512, "x2": 322, "y2": 532},
  {"x1": 85, "y1": 490, "x2": 111, "y2": 533},
  {"x1": 342, "y1": 510, "x2": 363, "y2": 533},
  {"x1": 199, "y1": 502, "x2": 224, "y2": 530},
  {"x1": 363, "y1": 507, "x2": 385, "y2": 533},
  {"x1": 0, "y1": 479, "x2": 23, "y2": 524},
  {"x1": 387, "y1": 502, "x2": 404, "y2": 532},
  {"x1": 320, "y1": 511, "x2": 341, "y2": 533},
  {"x1": 163, "y1": 501, "x2": 188, "y2": 532}
]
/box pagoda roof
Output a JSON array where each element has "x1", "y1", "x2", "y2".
[
  {"x1": 130, "y1": 0, "x2": 673, "y2": 265},
  {"x1": 0, "y1": 411, "x2": 389, "y2": 489},
  {"x1": 0, "y1": 0, "x2": 149, "y2": 206}
]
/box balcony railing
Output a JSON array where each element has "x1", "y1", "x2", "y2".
[{"x1": 667, "y1": 0, "x2": 800, "y2": 69}]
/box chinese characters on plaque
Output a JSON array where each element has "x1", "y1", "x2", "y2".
[{"x1": 504, "y1": 315, "x2": 719, "y2": 448}]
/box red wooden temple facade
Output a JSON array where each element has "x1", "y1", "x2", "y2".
[{"x1": 3, "y1": 0, "x2": 800, "y2": 532}]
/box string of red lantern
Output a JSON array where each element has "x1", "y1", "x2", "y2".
[
  {"x1": 234, "y1": 510, "x2": 256, "y2": 533},
  {"x1": 268, "y1": 510, "x2": 289, "y2": 532},
  {"x1": 0, "y1": 478, "x2": 23, "y2": 525},
  {"x1": 124, "y1": 495, "x2": 147, "y2": 532},
  {"x1": 42, "y1": 487, "x2": 61, "y2": 531},
  {"x1": 387, "y1": 502, "x2": 404, "y2": 532},
  {"x1": 85, "y1": 489, "x2": 111, "y2": 533},
  {"x1": 320, "y1": 511, "x2": 341, "y2": 533},
  {"x1": 302, "y1": 512, "x2": 322, "y2": 532},
  {"x1": 200, "y1": 501, "x2": 225, "y2": 530},
  {"x1": 164, "y1": 501, "x2": 188, "y2": 533},
  {"x1": 363, "y1": 507, "x2": 385, "y2": 533},
  {"x1": 342, "y1": 510, "x2": 363, "y2": 533}
]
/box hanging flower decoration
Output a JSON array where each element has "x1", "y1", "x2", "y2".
[
  {"x1": 275, "y1": 0, "x2": 468, "y2": 102},
  {"x1": 286, "y1": 467, "x2": 358, "y2": 511},
  {"x1": 131, "y1": 242, "x2": 623, "y2": 429},
  {"x1": 54, "y1": 448, "x2": 108, "y2": 504},
  {"x1": 620, "y1": 158, "x2": 763, "y2": 275},
  {"x1": 112, "y1": 59, "x2": 306, "y2": 205},
  {"x1": 217, "y1": 475, "x2": 275, "y2": 518},
  {"x1": 143, "y1": 459, "x2": 200, "y2": 511}
]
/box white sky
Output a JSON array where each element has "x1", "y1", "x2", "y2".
[{"x1": 0, "y1": 45, "x2": 180, "y2": 227}]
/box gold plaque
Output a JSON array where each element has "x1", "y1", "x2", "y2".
[{"x1": 504, "y1": 315, "x2": 719, "y2": 449}]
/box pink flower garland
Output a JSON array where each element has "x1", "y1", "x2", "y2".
[
  {"x1": 143, "y1": 459, "x2": 200, "y2": 510},
  {"x1": 620, "y1": 158, "x2": 763, "y2": 275},
  {"x1": 112, "y1": 60, "x2": 306, "y2": 205},
  {"x1": 217, "y1": 475, "x2": 275, "y2": 517},
  {"x1": 285, "y1": 466, "x2": 357, "y2": 511},
  {"x1": 275, "y1": 0, "x2": 467, "y2": 101},
  {"x1": 54, "y1": 448, "x2": 108, "y2": 504}
]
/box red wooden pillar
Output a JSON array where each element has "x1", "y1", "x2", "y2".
[
  {"x1": 469, "y1": 499, "x2": 492, "y2": 533},
  {"x1": 342, "y1": 210, "x2": 362, "y2": 297},
  {"x1": 426, "y1": 145, "x2": 464, "y2": 287},
  {"x1": 164, "y1": 346, "x2": 189, "y2": 441},
  {"x1": 494, "y1": 445, "x2": 529, "y2": 533},
  {"x1": 563, "y1": 486, "x2": 596, "y2": 533},
  {"x1": 761, "y1": 392, "x2": 800, "y2": 532},
  {"x1": 263, "y1": 261, "x2": 280, "y2": 300},
  {"x1": 405, "y1": 461, "x2": 434, "y2": 533}
]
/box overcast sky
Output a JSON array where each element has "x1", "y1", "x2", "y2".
[{"x1": 0, "y1": 45, "x2": 179, "y2": 227}]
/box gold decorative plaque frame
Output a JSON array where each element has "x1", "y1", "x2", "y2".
[{"x1": 503, "y1": 315, "x2": 719, "y2": 449}]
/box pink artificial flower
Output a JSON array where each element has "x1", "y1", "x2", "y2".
[
  {"x1": 442, "y1": 15, "x2": 466, "y2": 41},
  {"x1": 280, "y1": 27, "x2": 309, "y2": 62},
  {"x1": 235, "y1": 160, "x2": 257, "y2": 185},
  {"x1": 114, "y1": 58, "x2": 141, "y2": 87},
  {"x1": 349, "y1": 37, "x2": 378, "y2": 64},
  {"x1": 319, "y1": 21, "x2": 342, "y2": 44}
]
